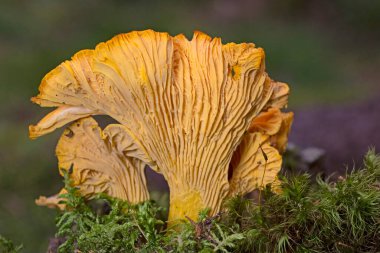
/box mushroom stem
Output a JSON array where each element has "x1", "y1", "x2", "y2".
[{"x1": 168, "y1": 189, "x2": 205, "y2": 227}]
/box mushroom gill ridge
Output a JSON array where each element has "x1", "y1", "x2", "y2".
[{"x1": 30, "y1": 30, "x2": 291, "y2": 224}]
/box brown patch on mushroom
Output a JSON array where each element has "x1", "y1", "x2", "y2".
[{"x1": 64, "y1": 128, "x2": 74, "y2": 138}]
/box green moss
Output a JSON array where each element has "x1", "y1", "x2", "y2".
[
  {"x1": 226, "y1": 149, "x2": 380, "y2": 253},
  {"x1": 0, "y1": 235, "x2": 22, "y2": 253},
  {"x1": 50, "y1": 149, "x2": 380, "y2": 252}
]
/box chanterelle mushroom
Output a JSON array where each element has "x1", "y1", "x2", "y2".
[
  {"x1": 228, "y1": 132, "x2": 282, "y2": 196},
  {"x1": 228, "y1": 111, "x2": 293, "y2": 197},
  {"x1": 36, "y1": 117, "x2": 149, "y2": 209},
  {"x1": 30, "y1": 30, "x2": 292, "y2": 224},
  {"x1": 228, "y1": 82, "x2": 293, "y2": 197}
]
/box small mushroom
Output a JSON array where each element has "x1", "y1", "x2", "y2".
[
  {"x1": 36, "y1": 117, "x2": 149, "y2": 209},
  {"x1": 228, "y1": 132, "x2": 282, "y2": 196},
  {"x1": 35, "y1": 188, "x2": 67, "y2": 210},
  {"x1": 228, "y1": 100, "x2": 293, "y2": 197}
]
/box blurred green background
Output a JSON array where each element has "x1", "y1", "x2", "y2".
[{"x1": 0, "y1": 0, "x2": 379, "y2": 251}]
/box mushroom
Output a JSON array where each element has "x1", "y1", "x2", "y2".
[
  {"x1": 36, "y1": 188, "x2": 67, "y2": 210},
  {"x1": 228, "y1": 85, "x2": 293, "y2": 197},
  {"x1": 36, "y1": 117, "x2": 149, "y2": 209},
  {"x1": 228, "y1": 132, "x2": 282, "y2": 196},
  {"x1": 228, "y1": 110, "x2": 293, "y2": 196},
  {"x1": 30, "y1": 30, "x2": 292, "y2": 224}
]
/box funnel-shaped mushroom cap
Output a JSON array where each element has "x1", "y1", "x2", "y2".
[
  {"x1": 36, "y1": 117, "x2": 149, "y2": 209},
  {"x1": 30, "y1": 30, "x2": 286, "y2": 223}
]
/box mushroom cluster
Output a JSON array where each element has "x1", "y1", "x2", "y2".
[{"x1": 30, "y1": 30, "x2": 293, "y2": 226}]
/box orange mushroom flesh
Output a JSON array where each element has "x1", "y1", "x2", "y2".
[
  {"x1": 228, "y1": 88, "x2": 293, "y2": 197},
  {"x1": 30, "y1": 30, "x2": 293, "y2": 225},
  {"x1": 228, "y1": 132, "x2": 282, "y2": 196},
  {"x1": 36, "y1": 117, "x2": 149, "y2": 209},
  {"x1": 228, "y1": 111, "x2": 293, "y2": 197}
]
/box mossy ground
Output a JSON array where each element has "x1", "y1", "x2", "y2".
[{"x1": 16, "y1": 149, "x2": 375, "y2": 253}]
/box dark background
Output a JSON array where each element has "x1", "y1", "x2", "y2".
[{"x1": 0, "y1": 0, "x2": 379, "y2": 251}]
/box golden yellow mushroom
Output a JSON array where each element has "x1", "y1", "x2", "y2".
[
  {"x1": 228, "y1": 81, "x2": 292, "y2": 197},
  {"x1": 36, "y1": 188, "x2": 67, "y2": 210},
  {"x1": 30, "y1": 30, "x2": 292, "y2": 224},
  {"x1": 228, "y1": 132, "x2": 282, "y2": 196},
  {"x1": 36, "y1": 117, "x2": 149, "y2": 209},
  {"x1": 228, "y1": 111, "x2": 293, "y2": 197}
]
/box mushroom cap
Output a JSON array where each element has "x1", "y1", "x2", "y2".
[
  {"x1": 228, "y1": 106, "x2": 293, "y2": 197},
  {"x1": 228, "y1": 132, "x2": 282, "y2": 196},
  {"x1": 36, "y1": 117, "x2": 149, "y2": 209}
]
